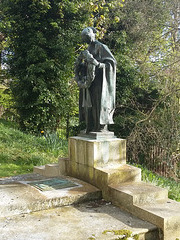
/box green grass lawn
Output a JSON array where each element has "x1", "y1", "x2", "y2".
[{"x1": 0, "y1": 119, "x2": 68, "y2": 177}]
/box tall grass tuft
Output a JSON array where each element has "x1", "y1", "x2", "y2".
[
  {"x1": 0, "y1": 119, "x2": 68, "y2": 177},
  {"x1": 137, "y1": 164, "x2": 180, "y2": 202}
]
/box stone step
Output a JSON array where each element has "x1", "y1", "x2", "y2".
[
  {"x1": 108, "y1": 182, "x2": 180, "y2": 240},
  {"x1": 133, "y1": 199, "x2": 180, "y2": 240},
  {"x1": 96, "y1": 164, "x2": 141, "y2": 186},
  {"x1": 93, "y1": 164, "x2": 141, "y2": 193},
  {"x1": 45, "y1": 163, "x2": 59, "y2": 177},
  {"x1": 34, "y1": 163, "x2": 141, "y2": 191},
  {"x1": 109, "y1": 182, "x2": 168, "y2": 205},
  {"x1": 33, "y1": 165, "x2": 45, "y2": 175},
  {"x1": 34, "y1": 163, "x2": 60, "y2": 177},
  {"x1": 66, "y1": 162, "x2": 142, "y2": 193}
]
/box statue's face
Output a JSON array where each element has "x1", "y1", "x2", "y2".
[{"x1": 81, "y1": 28, "x2": 95, "y2": 44}]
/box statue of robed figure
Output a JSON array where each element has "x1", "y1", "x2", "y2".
[{"x1": 75, "y1": 27, "x2": 116, "y2": 133}]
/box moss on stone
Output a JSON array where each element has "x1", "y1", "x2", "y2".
[
  {"x1": 102, "y1": 229, "x2": 132, "y2": 236},
  {"x1": 134, "y1": 234, "x2": 139, "y2": 240},
  {"x1": 102, "y1": 229, "x2": 140, "y2": 239}
]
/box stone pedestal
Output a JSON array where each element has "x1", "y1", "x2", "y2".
[
  {"x1": 66, "y1": 134, "x2": 141, "y2": 193},
  {"x1": 68, "y1": 135, "x2": 126, "y2": 168}
]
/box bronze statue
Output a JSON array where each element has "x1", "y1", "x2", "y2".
[{"x1": 75, "y1": 27, "x2": 116, "y2": 133}]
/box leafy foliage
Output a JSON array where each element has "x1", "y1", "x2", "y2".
[
  {"x1": 104, "y1": 0, "x2": 180, "y2": 178},
  {"x1": 1, "y1": 0, "x2": 87, "y2": 133}
]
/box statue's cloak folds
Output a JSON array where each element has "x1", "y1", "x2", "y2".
[
  {"x1": 79, "y1": 40, "x2": 116, "y2": 130},
  {"x1": 94, "y1": 41, "x2": 117, "y2": 124}
]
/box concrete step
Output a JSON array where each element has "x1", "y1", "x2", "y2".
[
  {"x1": 96, "y1": 164, "x2": 141, "y2": 185},
  {"x1": 34, "y1": 163, "x2": 60, "y2": 177},
  {"x1": 108, "y1": 182, "x2": 180, "y2": 240},
  {"x1": 34, "y1": 159, "x2": 69, "y2": 177},
  {"x1": 33, "y1": 165, "x2": 45, "y2": 175},
  {"x1": 93, "y1": 164, "x2": 141, "y2": 193},
  {"x1": 109, "y1": 182, "x2": 168, "y2": 205},
  {"x1": 44, "y1": 163, "x2": 59, "y2": 177},
  {"x1": 133, "y1": 199, "x2": 180, "y2": 240},
  {"x1": 0, "y1": 174, "x2": 101, "y2": 218}
]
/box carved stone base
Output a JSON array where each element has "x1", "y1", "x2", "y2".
[{"x1": 78, "y1": 131, "x2": 116, "y2": 140}]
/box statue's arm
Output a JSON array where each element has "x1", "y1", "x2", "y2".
[{"x1": 83, "y1": 50, "x2": 104, "y2": 67}]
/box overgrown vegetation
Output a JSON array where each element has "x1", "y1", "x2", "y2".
[
  {"x1": 0, "y1": 119, "x2": 68, "y2": 177},
  {"x1": 0, "y1": 0, "x2": 85, "y2": 133},
  {"x1": 105, "y1": 0, "x2": 180, "y2": 179}
]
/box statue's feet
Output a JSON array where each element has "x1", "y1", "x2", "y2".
[
  {"x1": 80, "y1": 129, "x2": 87, "y2": 134},
  {"x1": 100, "y1": 124, "x2": 108, "y2": 132}
]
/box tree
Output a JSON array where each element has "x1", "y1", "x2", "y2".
[
  {"x1": 104, "y1": 0, "x2": 180, "y2": 178},
  {"x1": 1, "y1": 0, "x2": 89, "y2": 133},
  {"x1": 1, "y1": 0, "x2": 125, "y2": 133}
]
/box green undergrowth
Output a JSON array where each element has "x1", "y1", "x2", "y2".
[
  {"x1": 135, "y1": 164, "x2": 180, "y2": 202},
  {"x1": 0, "y1": 119, "x2": 68, "y2": 177}
]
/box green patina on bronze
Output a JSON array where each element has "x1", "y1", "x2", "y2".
[{"x1": 29, "y1": 178, "x2": 78, "y2": 191}]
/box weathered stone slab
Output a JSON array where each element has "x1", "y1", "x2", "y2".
[
  {"x1": 133, "y1": 199, "x2": 180, "y2": 240},
  {"x1": 33, "y1": 165, "x2": 45, "y2": 175},
  {"x1": 0, "y1": 201, "x2": 160, "y2": 240},
  {"x1": 0, "y1": 174, "x2": 101, "y2": 218},
  {"x1": 109, "y1": 182, "x2": 168, "y2": 207}
]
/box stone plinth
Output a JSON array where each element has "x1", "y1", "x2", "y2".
[
  {"x1": 68, "y1": 135, "x2": 126, "y2": 168},
  {"x1": 66, "y1": 135, "x2": 140, "y2": 192}
]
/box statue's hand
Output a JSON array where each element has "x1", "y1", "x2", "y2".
[
  {"x1": 74, "y1": 76, "x2": 79, "y2": 83},
  {"x1": 83, "y1": 50, "x2": 89, "y2": 55},
  {"x1": 78, "y1": 80, "x2": 87, "y2": 89},
  {"x1": 98, "y1": 63, "x2": 106, "y2": 68},
  {"x1": 81, "y1": 50, "x2": 89, "y2": 59}
]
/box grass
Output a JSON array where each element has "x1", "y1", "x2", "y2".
[
  {"x1": 0, "y1": 119, "x2": 68, "y2": 177},
  {"x1": 136, "y1": 164, "x2": 180, "y2": 202}
]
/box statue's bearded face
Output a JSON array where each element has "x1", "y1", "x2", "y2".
[{"x1": 81, "y1": 28, "x2": 95, "y2": 44}]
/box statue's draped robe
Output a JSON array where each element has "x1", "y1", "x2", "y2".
[{"x1": 79, "y1": 40, "x2": 116, "y2": 132}]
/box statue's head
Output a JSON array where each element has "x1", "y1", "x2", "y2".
[{"x1": 81, "y1": 27, "x2": 97, "y2": 44}]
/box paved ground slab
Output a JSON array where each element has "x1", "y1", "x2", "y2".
[
  {"x1": 0, "y1": 174, "x2": 159, "y2": 240},
  {"x1": 0, "y1": 200, "x2": 158, "y2": 240}
]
